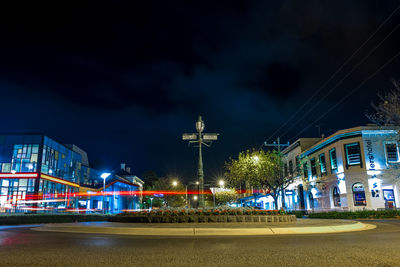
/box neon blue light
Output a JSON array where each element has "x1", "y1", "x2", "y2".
[{"x1": 301, "y1": 131, "x2": 362, "y2": 157}]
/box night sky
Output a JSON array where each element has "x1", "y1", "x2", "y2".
[{"x1": 1, "y1": 1, "x2": 400, "y2": 183}]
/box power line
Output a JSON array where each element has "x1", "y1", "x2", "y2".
[
  {"x1": 263, "y1": 4, "x2": 400, "y2": 144},
  {"x1": 279, "y1": 20, "x2": 400, "y2": 140},
  {"x1": 289, "y1": 50, "x2": 400, "y2": 143}
]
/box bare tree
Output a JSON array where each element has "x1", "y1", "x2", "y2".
[{"x1": 367, "y1": 79, "x2": 400, "y2": 126}]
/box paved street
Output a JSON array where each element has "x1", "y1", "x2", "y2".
[{"x1": 0, "y1": 220, "x2": 400, "y2": 266}]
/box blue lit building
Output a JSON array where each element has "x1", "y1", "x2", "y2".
[
  {"x1": 237, "y1": 125, "x2": 400, "y2": 211},
  {"x1": 0, "y1": 134, "x2": 142, "y2": 213},
  {"x1": 77, "y1": 164, "x2": 143, "y2": 214},
  {"x1": 293, "y1": 126, "x2": 400, "y2": 211}
]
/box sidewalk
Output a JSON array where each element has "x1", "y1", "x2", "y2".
[{"x1": 32, "y1": 219, "x2": 376, "y2": 236}]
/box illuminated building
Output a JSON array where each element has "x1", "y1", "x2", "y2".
[
  {"x1": 281, "y1": 125, "x2": 400, "y2": 211},
  {"x1": 239, "y1": 125, "x2": 400, "y2": 211},
  {"x1": 239, "y1": 138, "x2": 321, "y2": 209},
  {"x1": 280, "y1": 138, "x2": 322, "y2": 210},
  {"x1": 0, "y1": 134, "x2": 142, "y2": 213}
]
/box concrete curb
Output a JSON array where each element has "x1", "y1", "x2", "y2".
[{"x1": 31, "y1": 222, "x2": 376, "y2": 236}]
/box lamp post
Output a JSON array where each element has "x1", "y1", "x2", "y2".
[
  {"x1": 101, "y1": 173, "x2": 111, "y2": 214},
  {"x1": 183, "y1": 116, "x2": 219, "y2": 208},
  {"x1": 150, "y1": 197, "x2": 154, "y2": 210},
  {"x1": 172, "y1": 180, "x2": 188, "y2": 208},
  {"x1": 196, "y1": 181, "x2": 199, "y2": 208},
  {"x1": 185, "y1": 185, "x2": 188, "y2": 208}
]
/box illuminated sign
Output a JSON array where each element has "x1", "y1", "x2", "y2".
[
  {"x1": 203, "y1": 133, "x2": 219, "y2": 140},
  {"x1": 366, "y1": 140, "x2": 376, "y2": 170},
  {"x1": 365, "y1": 139, "x2": 381, "y2": 198},
  {"x1": 182, "y1": 133, "x2": 197, "y2": 140}
]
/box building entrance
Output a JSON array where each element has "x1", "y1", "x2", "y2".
[{"x1": 383, "y1": 189, "x2": 396, "y2": 209}]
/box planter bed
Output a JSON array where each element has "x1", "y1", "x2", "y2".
[
  {"x1": 109, "y1": 214, "x2": 296, "y2": 223},
  {"x1": 0, "y1": 214, "x2": 110, "y2": 225}
]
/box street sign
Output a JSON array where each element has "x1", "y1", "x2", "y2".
[
  {"x1": 203, "y1": 133, "x2": 219, "y2": 140},
  {"x1": 182, "y1": 133, "x2": 198, "y2": 140},
  {"x1": 182, "y1": 116, "x2": 220, "y2": 208}
]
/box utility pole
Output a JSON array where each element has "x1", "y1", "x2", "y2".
[
  {"x1": 264, "y1": 137, "x2": 289, "y2": 209},
  {"x1": 183, "y1": 116, "x2": 219, "y2": 208},
  {"x1": 315, "y1": 124, "x2": 322, "y2": 137}
]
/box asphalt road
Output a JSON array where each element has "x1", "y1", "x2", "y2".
[{"x1": 1, "y1": 220, "x2": 400, "y2": 267}]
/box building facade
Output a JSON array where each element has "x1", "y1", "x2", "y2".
[
  {"x1": 239, "y1": 126, "x2": 400, "y2": 212},
  {"x1": 297, "y1": 126, "x2": 400, "y2": 211},
  {"x1": 0, "y1": 134, "x2": 142, "y2": 213},
  {"x1": 248, "y1": 138, "x2": 321, "y2": 210}
]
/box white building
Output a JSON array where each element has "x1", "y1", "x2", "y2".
[
  {"x1": 248, "y1": 125, "x2": 400, "y2": 211},
  {"x1": 282, "y1": 125, "x2": 400, "y2": 212}
]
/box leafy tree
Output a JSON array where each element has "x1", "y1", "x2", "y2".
[
  {"x1": 142, "y1": 170, "x2": 159, "y2": 189},
  {"x1": 224, "y1": 149, "x2": 293, "y2": 209},
  {"x1": 140, "y1": 171, "x2": 161, "y2": 209},
  {"x1": 215, "y1": 188, "x2": 237, "y2": 206},
  {"x1": 152, "y1": 177, "x2": 186, "y2": 208}
]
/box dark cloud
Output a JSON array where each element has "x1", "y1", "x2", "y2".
[{"x1": 0, "y1": 0, "x2": 400, "y2": 181}]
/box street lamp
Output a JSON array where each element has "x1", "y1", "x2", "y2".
[
  {"x1": 196, "y1": 181, "x2": 199, "y2": 207},
  {"x1": 252, "y1": 155, "x2": 259, "y2": 162},
  {"x1": 101, "y1": 172, "x2": 111, "y2": 214},
  {"x1": 172, "y1": 180, "x2": 188, "y2": 208},
  {"x1": 149, "y1": 197, "x2": 154, "y2": 210},
  {"x1": 182, "y1": 116, "x2": 219, "y2": 208},
  {"x1": 219, "y1": 180, "x2": 225, "y2": 188}
]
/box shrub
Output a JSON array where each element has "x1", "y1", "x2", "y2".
[
  {"x1": 308, "y1": 210, "x2": 400, "y2": 219},
  {"x1": 0, "y1": 214, "x2": 110, "y2": 225},
  {"x1": 112, "y1": 207, "x2": 291, "y2": 223},
  {"x1": 287, "y1": 210, "x2": 304, "y2": 218}
]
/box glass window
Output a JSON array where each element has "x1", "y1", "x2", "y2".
[
  {"x1": 1, "y1": 187, "x2": 8, "y2": 195},
  {"x1": 296, "y1": 156, "x2": 300, "y2": 174},
  {"x1": 2, "y1": 163, "x2": 11, "y2": 173},
  {"x1": 319, "y1": 153, "x2": 327, "y2": 174},
  {"x1": 32, "y1": 145, "x2": 39, "y2": 154},
  {"x1": 310, "y1": 158, "x2": 317, "y2": 178},
  {"x1": 288, "y1": 160, "x2": 293, "y2": 175},
  {"x1": 329, "y1": 148, "x2": 337, "y2": 171},
  {"x1": 345, "y1": 143, "x2": 362, "y2": 166},
  {"x1": 19, "y1": 179, "x2": 28, "y2": 187},
  {"x1": 303, "y1": 162, "x2": 309, "y2": 179},
  {"x1": 386, "y1": 143, "x2": 398, "y2": 163},
  {"x1": 352, "y1": 183, "x2": 366, "y2": 206},
  {"x1": 284, "y1": 163, "x2": 288, "y2": 177},
  {"x1": 2, "y1": 179, "x2": 9, "y2": 187},
  {"x1": 333, "y1": 186, "x2": 340, "y2": 207}
]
